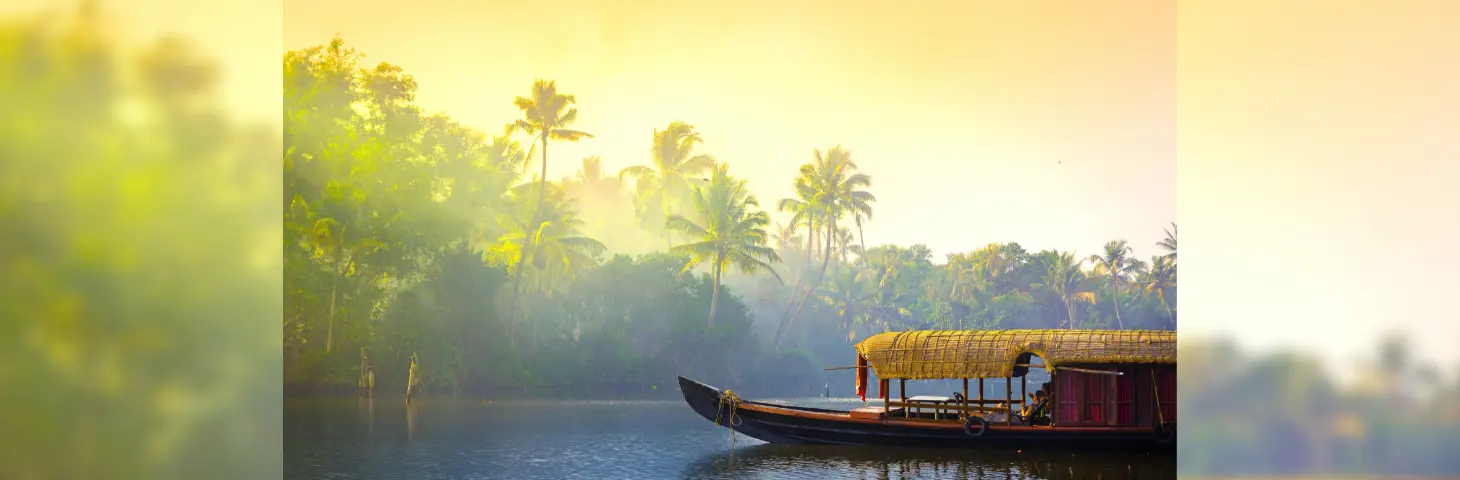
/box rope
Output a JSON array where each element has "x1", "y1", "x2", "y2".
[
  {"x1": 1151, "y1": 370, "x2": 1166, "y2": 427},
  {"x1": 714, "y1": 389, "x2": 744, "y2": 448}
]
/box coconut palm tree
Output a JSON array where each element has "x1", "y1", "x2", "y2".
[
  {"x1": 819, "y1": 266, "x2": 877, "y2": 341},
  {"x1": 493, "y1": 181, "x2": 606, "y2": 347},
  {"x1": 833, "y1": 226, "x2": 855, "y2": 265},
  {"x1": 843, "y1": 180, "x2": 876, "y2": 266},
  {"x1": 1157, "y1": 222, "x2": 1177, "y2": 261},
  {"x1": 287, "y1": 185, "x2": 387, "y2": 355},
  {"x1": 1140, "y1": 255, "x2": 1177, "y2": 328},
  {"x1": 563, "y1": 156, "x2": 615, "y2": 193},
  {"x1": 775, "y1": 194, "x2": 818, "y2": 291},
  {"x1": 770, "y1": 222, "x2": 803, "y2": 252},
  {"x1": 666, "y1": 164, "x2": 782, "y2": 331},
  {"x1": 620, "y1": 121, "x2": 716, "y2": 250},
  {"x1": 1036, "y1": 250, "x2": 1097, "y2": 329},
  {"x1": 1089, "y1": 240, "x2": 1138, "y2": 329},
  {"x1": 774, "y1": 145, "x2": 872, "y2": 347},
  {"x1": 505, "y1": 80, "x2": 592, "y2": 326}
]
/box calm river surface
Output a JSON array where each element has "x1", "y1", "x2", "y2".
[{"x1": 284, "y1": 396, "x2": 1174, "y2": 479}]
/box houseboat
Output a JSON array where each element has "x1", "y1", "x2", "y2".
[{"x1": 678, "y1": 329, "x2": 1176, "y2": 453}]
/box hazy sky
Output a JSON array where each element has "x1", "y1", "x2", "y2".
[
  {"x1": 1179, "y1": 1, "x2": 1460, "y2": 375},
  {"x1": 16, "y1": 0, "x2": 1453, "y2": 376},
  {"x1": 282, "y1": 0, "x2": 1177, "y2": 261}
]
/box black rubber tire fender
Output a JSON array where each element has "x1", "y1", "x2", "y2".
[{"x1": 963, "y1": 414, "x2": 988, "y2": 437}]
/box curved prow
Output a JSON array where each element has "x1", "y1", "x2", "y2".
[{"x1": 677, "y1": 376, "x2": 729, "y2": 425}]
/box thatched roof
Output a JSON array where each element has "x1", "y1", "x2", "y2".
[{"x1": 853, "y1": 329, "x2": 1176, "y2": 380}]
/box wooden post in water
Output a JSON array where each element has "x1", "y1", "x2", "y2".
[{"x1": 406, "y1": 352, "x2": 418, "y2": 405}]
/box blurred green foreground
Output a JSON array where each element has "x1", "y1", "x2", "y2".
[
  {"x1": 0, "y1": 7, "x2": 280, "y2": 480},
  {"x1": 1181, "y1": 337, "x2": 1460, "y2": 475}
]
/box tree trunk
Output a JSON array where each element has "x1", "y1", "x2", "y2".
[
  {"x1": 856, "y1": 216, "x2": 869, "y2": 267},
  {"x1": 1159, "y1": 289, "x2": 1174, "y2": 328},
  {"x1": 776, "y1": 218, "x2": 836, "y2": 347},
  {"x1": 1065, "y1": 298, "x2": 1078, "y2": 329},
  {"x1": 326, "y1": 255, "x2": 344, "y2": 354},
  {"x1": 771, "y1": 217, "x2": 817, "y2": 338},
  {"x1": 707, "y1": 256, "x2": 722, "y2": 331},
  {"x1": 507, "y1": 133, "x2": 550, "y2": 345},
  {"x1": 664, "y1": 197, "x2": 673, "y2": 252},
  {"x1": 506, "y1": 247, "x2": 528, "y2": 346},
  {"x1": 533, "y1": 269, "x2": 546, "y2": 354},
  {"x1": 1110, "y1": 279, "x2": 1125, "y2": 329}
]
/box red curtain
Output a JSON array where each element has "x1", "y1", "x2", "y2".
[
  {"x1": 1158, "y1": 369, "x2": 1177, "y2": 422},
  {"x1": 1057, "y1": 372, "x2": 1079, "y2": 425},
  {"x1": 1116, "y1": 370, "x2": 1134, "y2": 425},
  {"x1": 1085, "y1": 374, "x2": 1105, "y2": 423}
]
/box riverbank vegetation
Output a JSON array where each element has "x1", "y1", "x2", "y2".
[{"x1": 283, "y1": 37, "x2": 1180, "y2": 397}]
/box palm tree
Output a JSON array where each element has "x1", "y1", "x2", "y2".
[
  {"x1": 819, "y1": 267, "x2": 877, "y2": 341},
  {"x1": 620, "y1": 121, "x2": 716, "y2": 250},
  {"x1": 1140, "y1": 255, "x2": 1177, "y2": 328},
  {"x1": 843, "y1": 180, "x2": 876, "y2": 266},
  {"x1": 1036, "y1": 251, "x2": 1097, "y2": 329},
  {"x1": 494, "y1": 181, "x2": 606, "y2": 347},
  {"x1": 484, "y1": 133, "x2": 531, "y2": 181},
  {"x1": 832, "y1": 226, "x2": 855, "y2": 265},
  {"x1": 287, "y1": 186, "x2": 386, "y2": 355},
  {"x1": 770, "y1": 222, "x2": 804, "y2": 252},
  {"x1": 666, "y1": 164, "x2": 782, "y2": 331},
  {"x1": 774, "y1": 146, "x2": 872, "y2": 347},
  {"x1": 505, "y1": 80, "x2": 592, "y2": 327},
  {"x1": 565, "y1": 155, "x2": 619, "y2": 198},
  {"x1": 1157, "y1": 222, "x2": 1177, "y2": 261},
  {"x1": 775, "y1": 194, "x2": 817, "y2": 296},
  {"x1": 1089, "y1": 240, "x2": 1137, "y2": 329}
]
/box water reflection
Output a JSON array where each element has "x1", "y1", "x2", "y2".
[
  {"x1": 681, "y1": 444, "x2": 1174, "y2": 480},
  {"x1": 285, "y1": 398, "x2": 1173, "y2": 479}
]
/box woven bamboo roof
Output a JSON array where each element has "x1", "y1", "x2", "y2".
[{"x1": 853, "y1": 329, "x2": 1176, "y2": 380}]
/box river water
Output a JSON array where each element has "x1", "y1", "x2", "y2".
[{"x1": 284, "y1": 396, "x2": 1174, "y2": 479}]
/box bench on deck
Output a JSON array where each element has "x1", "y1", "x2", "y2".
[
  {"x1": 850, "y1": 406, "x2": 904, "y2": 420},
  {"x1": 906, "y1": 395, "x2": 954, "y2": 419}
]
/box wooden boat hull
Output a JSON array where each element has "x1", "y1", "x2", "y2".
[{"x1": 678, "y1": 376, "x2": 1175, "y2": 454}]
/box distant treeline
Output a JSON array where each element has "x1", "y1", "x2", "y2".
[
  {"x1": 283, "y1": 37, "x2": 1178, "y2": 397},
  {"x1": 1181, "y1": 337, "x2": 1460, "y2": 476}
]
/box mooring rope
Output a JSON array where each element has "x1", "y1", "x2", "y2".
[
  {"x1": 714, "y1": 389, "x2": 744, "y2": 448},
  {"x1": 1150, "y1": 370, "x2": 1166, "y2": 427}
]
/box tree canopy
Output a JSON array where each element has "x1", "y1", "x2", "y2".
[{"x1": 281, "y1": 37, "x2": 1182, "y2": 399}]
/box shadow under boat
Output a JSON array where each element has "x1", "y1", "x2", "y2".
[{"x1": 678, "y1": 375, "x2": 1175, "y2": 454}]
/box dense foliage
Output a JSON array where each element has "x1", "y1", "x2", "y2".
[{"x1": 282, "y1": 37, "x2": 1181, "y2": 397}]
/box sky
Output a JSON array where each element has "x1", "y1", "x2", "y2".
[
  {"x1": 10, "y1": 0, "x2": 1454, "y2": 376},
  {"x1": 1178, "y1": 1, "x2": 1460, "y2": 377},
  {"x1": 280, "y1": 0, "x2": 1177, "y2": 261}
]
